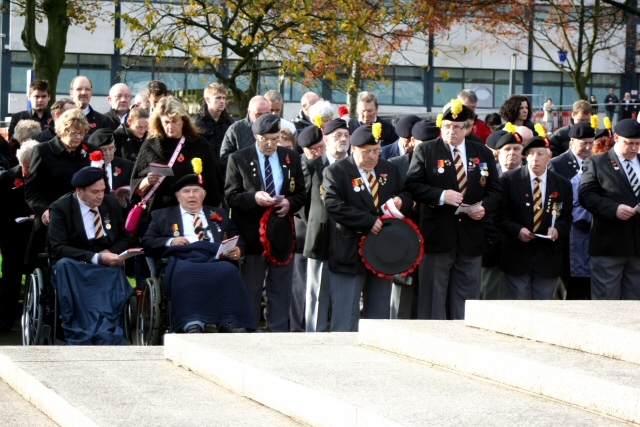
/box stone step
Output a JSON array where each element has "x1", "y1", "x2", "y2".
[
  {"x1": 164, "y1": 333, "x2": 630, "y2": 427},
  {"x1": 464, "y1": 300, "x2": 640, "y2": 364},
  {"x1": 0, "y1": 346, "x2": 301, "y2": 427},
  {"x1": 0, "y1": 379, "x2": 57, "y2": 427},
  {"x1": 358, "y1": 319, "x2": 640, "y2": 425}
]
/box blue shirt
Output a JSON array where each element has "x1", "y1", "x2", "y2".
[{"x1": 255, "y1": 145, "x2": 284, "y2": 195}]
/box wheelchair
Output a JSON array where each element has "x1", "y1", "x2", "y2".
[
  {"x1": 21, "y1": 253, "x2": 135, "y2": 346},
  {"x1": 136, "y1": 259, "x2": 171, "y2": 346}
]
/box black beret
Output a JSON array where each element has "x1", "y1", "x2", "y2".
[
  {"x1": 251, "y1": 114, "x2": 281, "y2": 135},
  {"x1": 88, "y1": 128, "x2": 114, "y2": 147},
  {"x1": 395, "y1": 115, "x2": 422, "y2": 139},
  {"x1": 350, "y1": 125, "x2": 378, "y2": 147},
  {"x1": 412, "y1": 121, "x2": 440, "y2": 141},
  {"x1": 173, "y1": 174, "x2": 203, "y2": 192},
  {"x1": 522, "y1": 136, "x2": 549, "y2": 155},
  {"x1": 495, "y1": 132, "x2": 524, "y2": 150},
  {"x1": 594, "y1": 128, "x2": 613, "y2": 140},
  {"x1": 71, "y1": 167, "x2": 105, "y2": 188},
  {"x1": 486, "y1": 130, "x2": 508, "y2": 149},
  {"x1": 298, "y1": 125, "x2": 324, "y2": 148},
  {"x1": 442, "y1": 102, "x2": 472, "y2": 122},
  {"x1": 569, "y1": 121, "x2": 595, "y2": 139},
  {"x1": 614, "y1": 119, "x2": 640, "y2": 138},
  {"x1": 323, "y1": 118, "x2": 348, "y2": 135}
]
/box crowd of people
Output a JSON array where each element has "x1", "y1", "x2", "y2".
[{"x1": 0, "y1": 76, "x2": 638, "y2": 343}]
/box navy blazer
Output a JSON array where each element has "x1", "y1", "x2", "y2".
[
  {"x1": 381, "y1": 142, "x2": 400, "y2": 160},
  {"x1": 548, "y1": 149, "x2": 580, "y2": 180},
  {"x1": 494, "y1": 167, "x2": 573, "y2": 277}
]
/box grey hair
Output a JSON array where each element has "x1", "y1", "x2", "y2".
[
  {"x1": 309, "y1": 100, "x2": 334, "y2": 121},
  {"x1": 458, "y1": 89, "x2": 478, "y2": 103},
  {"x1": 13, "y1": 120, "x2": 42, "y2": 143}
]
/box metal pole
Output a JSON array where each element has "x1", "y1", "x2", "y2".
[{"x1": 509, "y1": 54, "x2": 517, "y2": 97}]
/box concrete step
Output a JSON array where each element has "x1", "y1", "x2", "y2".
[
  {"x1": 464, "y1": 300, "x2": 640, "y2": 364},
  {"x1": 0, "y1": 346, "x2": 301, "y2": 427},
  {"x1": 358, "y1": 319, "x2": 640, "y2": 425},
  {"x1": 0, "y1": 379, "x2": 57, "y2": 427},
  {"x1": 164, "y1": 333, "x2": 631, "y2": 427}
]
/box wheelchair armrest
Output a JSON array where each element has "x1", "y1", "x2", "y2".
[{"x1": 38, "y1": 253, "x2": 50, "y2": 259}]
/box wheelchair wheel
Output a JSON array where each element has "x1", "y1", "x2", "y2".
[
  {"x1": 22, "y1": 268, "x2": 45, "y2": 346},
  {"x1": 137, "y1": 278, "x2": 164, "y2": 345}
]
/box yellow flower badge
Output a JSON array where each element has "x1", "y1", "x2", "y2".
[
  {"x1": 449, "y1": 99, "x2": 463, "y2": 119},
  {"x1": 603, "y1": 116, "x2": 612, "y2": 130},
  {"x1": 191, "y1": 157, "x2": 202, "y2": 174},
  {"x1": 372, "y1": 122, "x2": 382, "y2": 141},
  {"x1": 534, "y1": 123, "x2": 547, "y2": 138},
  {"x1": 436, "y1": 114, "x2": 443, "y2": 128},
  {"x1": 313, "y1": 115, "x2": 323, "y2": 129},
  {"x1": 590, "y1": 115, "x2": 598, "y2": 130},
  {"x1": 504, "y1": 122, "x2": 517, "y2": 134}
]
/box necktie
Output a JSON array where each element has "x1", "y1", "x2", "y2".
[
  {"x1": 90, "y1": 209, "x2": 105, "y2": 239},
  {"x1": 192, "y1": 213, "x2": 205, "y2": 241},
  {"x1": 264, "y1": 155, "x2": 275, "y2": 197},
  {"x1": 624, "y1": 160, "x2": 640, "y2": 198},
  {"x1": 366, "y1": 171, "x2": 379, "y2": 209},
  {"x1": 453, "y1": 148, "x2": 467, "y2": 196},
  {"x1": 532, "y1": 177, "x2": 542, "y2": 232}
]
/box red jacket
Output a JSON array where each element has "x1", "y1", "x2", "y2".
[{"x1": 472, "y1": 119, "x2": 492, "y2": 144}]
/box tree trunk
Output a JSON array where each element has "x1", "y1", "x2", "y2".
[
  {"x1": 347, "y1": 60, "x2": 361, "y2": 120},
  {"x1": 21, "y1": 0, "x2": 70, "y2": 104}
]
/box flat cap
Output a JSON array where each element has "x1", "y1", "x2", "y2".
[
  {"x1": 412, "y1": 121, "x2": 440, "y2": 142},
  {"x1": 323, "y1": 118, "x2": 348, "y2": 135},
  {"x1": 71, "y1": 167, "x2": 105, "y2": 188},
  {"x1": 251, "y1": 114, "x2": 281, "y2": 135},
  {"x1": 569, "y1": 121, "x2": 595, "y2": 139},
  {"x1": 298, "y1": 125, "x2": 324, "y2": 148},
  {"x1": 613, "y1": 118, "x2": 640, "y2": 138},
  {"x1": 395, "y1": 115, "x2": 422, "y2": 139},
  {"x1": 88, "y1": 128, "x2": 114, "y2": 147},
  {"x1": 350, "y1": 125, "x2": 378, "y2": 147}
]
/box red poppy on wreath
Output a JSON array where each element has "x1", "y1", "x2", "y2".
[
  {"x1": 550, "y1": 191, "x2": 559, "y2": 198},
  {"x1": 14, "y1": 178, "x2": 24, "y2": 188},
  {"x1": 473, "y1": 157, "x2": 480, "y2": 165},
  {"x1": 177, "y1": 153, "x2": 185, "y2": 163},
  {"x1": 114, "y1": 167, "x2": 122, "y2": 176},
  {"x1": 285, "y1": 155, "x2": 291, "y2": 165},
  {"x1": 210, "y1": 212, "x2": 223, "y2": 222}
]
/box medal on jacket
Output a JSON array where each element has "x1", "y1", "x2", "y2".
[
  {"x1": 352, "y1": 178, "x2": 365, "y2": 192},
  {"x1": 319, "y1": 184, "x2": 323, "y2": 195},
  {"x1": 479, "y1": 162, "x2": 488, "y2": 186},
  {"x1": 105, "y1": 215, "x2": 111, "y2": 230},
  {"x1": 172, "y1": 223, "x2": 180, "y2": 237},
  {"x1": 289, "y1": 177, "x2": 295, "y2": 192},
  {"x1": 437, "y1": 159, "x2": 444, "y2": 174}
]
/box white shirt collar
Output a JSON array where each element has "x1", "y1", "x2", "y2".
[
  {"x1": 529, "y1": 167, "x2": 548, "y2": 184},
  {"x1": 82, "y1": 106, "x2": 91, "y2": 116}
]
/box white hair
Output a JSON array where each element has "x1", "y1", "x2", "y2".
[
  {"x1": 17, "y1": 139, "x2": 39, "y2": 167},
  {"x1": 309, "y1": 100, "x2": 334, "y2": 122}
]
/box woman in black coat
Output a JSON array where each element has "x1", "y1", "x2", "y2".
[{"x1": 130, "y1": 97, "x2": 223, "y2": 228}]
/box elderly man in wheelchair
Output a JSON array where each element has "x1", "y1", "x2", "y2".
[
  {"x1": 45, "y1": 167, "x2": 133, "y2": 345},
  {"x1": 141, "y1": 172, "x2": 256, "y2": 335}
]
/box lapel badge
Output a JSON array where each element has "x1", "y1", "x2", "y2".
[
  {"x1": 526, "y1": 202, "x2": 530, "y2": 206},
  {"x1": 104, "y1": 215, "x2": 111, "y2": 230},
  {"x1": 105, "y1": 223, "x2": 111, "y2": 230},
  {"x1": 352, "y1": 178, "x2": 362, "y2": 192}
]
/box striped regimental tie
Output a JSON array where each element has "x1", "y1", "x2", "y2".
[
  {"x1": 366, "y1": 171, "x2": 379, "y2": 209},
  {"x1": 192, "y1": 213, "x2": 205, "y2": 241},
  {"x1": 453, "y1": 148, "x2": 467, "y2": 196},
  {"x1": 532, "y1": 177, "x2": 542, "y2": 232},
  {"x1": 89, "y1": 209, "x2": 105, "y2": 239},
  {"x1": 264, "y1": 155, "x2": 276, "y2": 197},
  {"x1": 625, "y1": 159, "x2": 640, "y2": 198}
]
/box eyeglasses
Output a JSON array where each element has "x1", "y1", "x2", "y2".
[
  {"x1": 359, "y1": 148, "x2": 381, "y2": 157},
  {"x1": 331, "y1": 132, "x2": 350, "y2": 139},
  {"x1": 257, "y1": 136, "x2": 281, "y2": 145},
  {"x1": 442, "y1": 124, "x2": 466, "y2": 131},
  {"x1": 307, "y1": 144, "x2": 326, "y2": 154},
  {"x1": 67, "y1": 131, "x2": 86, "y2": 139}
]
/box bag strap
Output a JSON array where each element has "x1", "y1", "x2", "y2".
[{"x1": 141, "y1": 136, "x2": 186, "y2": 205}]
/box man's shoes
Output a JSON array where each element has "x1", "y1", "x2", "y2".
[
  {"x1": 218, "y1": 323, "x2": 247, "y2": 333},
  {"x1": 184, "y1": 324, "x2": 203, "y2": 334}
]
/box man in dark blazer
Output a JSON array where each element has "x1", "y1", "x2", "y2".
[
  {"x1": 225, "y1": 114, "x2": 307, "y2": 332},
  {"x1": 47, "y1": 167, "x2": 132, "y2": 345},
  {"x1": 380, "y1": 115, "x2": 421, "y2": 160},
  {"x1": 549, "y1": 121, "x2": 595, "y2": 180},
  {"x1": 387, "y1": 120, "x2": 440, "y2": 319},
  {"x1": 323, "y1": 125, "x2": 412, "y2": 331},
  {"x1": 300, "y1": 119, "x2": 350, "y2": 332},
  {"x1": 579, "y1": 119, "x2": 640, "y2": 300},
  {"x1": 89, "y1": 129, "x2": 134, "y2": 205},
  {"x1": 348, "y1": 91, "x2": 398, "y2": 146},
  {"x1": 495, "y1": 137, "x2": 573, "y2": 300},
  {"x1": 404, "y1": 101, "x2": 502, "y2": 320}
]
